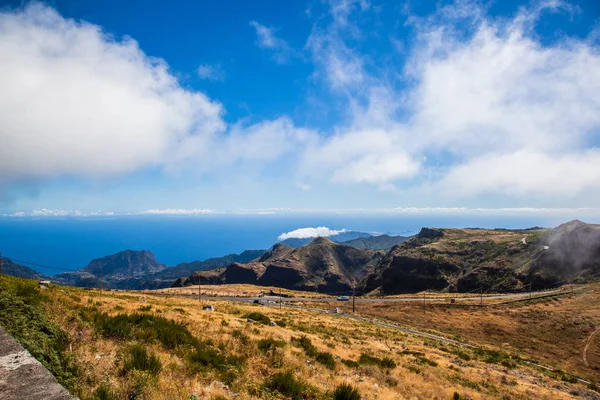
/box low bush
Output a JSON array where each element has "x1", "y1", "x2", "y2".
[
  {"x1": 257, "y1": 338, "x2": 285, "y2": 353},
  {"x1": 231, "y1": 329, "x2": 250, "y2": 345},
  {"x1": 244, "y1": 312, "x2": 271, "y2": 325},
  {"x1": 359, "y1": 353, "x2": 396, "y2": 369},
  {"x1": 138, "y1": 305, "x2": 152, "y2": 312},
  {"x1": 291, "y1": 335, "x2": 318, "y2": 357},
  {"x1": 92, "y1": 384, "x2": 118, "y2": 400},
  {"x1": 264, "y1": 370, "x2": 310, "y2": 397},
  {"x1": 0, "y1": 276, "x2": 79, "y2": 391},
  {"x1": 187, "y1": 342, "x2": 246, "y2": 373},
  {"x1": 315, "y1": 351, "x2": 336, "y2": 370},
  {"x1": 341, "y1": 358, "x2": 359, "y2": 368},
  {"x1": 123, "y1": 345, "x2": 162, "y2": 376},
  {"x1": 92, "y1": 312, "x2": 197, "y2": 349},
  {"x1": 333, "y1": 383, "x2": 361, "y2": 400}
]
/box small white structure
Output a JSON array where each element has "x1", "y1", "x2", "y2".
[
  {"x1": 38, "y1": 280, "x2": 51, "y2": 289},
  {"x1": 202, "y1": 304, "x2": 214, "y2": 312}
]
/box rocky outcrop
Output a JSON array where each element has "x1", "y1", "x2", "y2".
[
  {"x1": 176, "y1": 237, "x2": 383, "y2": 292},
  {"x1": 417, "y1": 227, "x2": 444, "y2": 240}
]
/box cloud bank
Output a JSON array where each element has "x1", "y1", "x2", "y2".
[
  {"x1": 2, "y1": 1, "x2": 600, "y2": 210},
  {"x1": 278, "y1": 226, "x2": 347, "y2": 240},
  {"x1": 0, "y1": 4, "x2": 224, "y2": 182},
  {"x1": 0, "y1": 4, "x2": 308, "y2": 187},
  {"x1": 297, "y1": 0, "x2": 600, "y2": 199}
]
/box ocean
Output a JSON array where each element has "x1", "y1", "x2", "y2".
[{"x1": 0, "y1": 213, "x2": 579, "y2": 275}]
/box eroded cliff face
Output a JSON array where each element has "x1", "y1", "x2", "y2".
[{"x1": 178, "y1": 237, "x2": 383, "y2": 292}]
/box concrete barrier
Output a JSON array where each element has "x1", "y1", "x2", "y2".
[{"x1": 0, "y1": 326, "x2": 76, "y2": 400}]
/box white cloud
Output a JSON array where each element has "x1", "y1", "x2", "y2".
[
  {"x1": 249, "y1": 21, "x2": 295, "y2": 63},
  {"x1": 278, "y1": 226, "x2": 347, "y2": 241},
  {"x1": 0, "y1": 4, "x2": 225, "y2": 183},
  {"x1": 5, "y1": 209, "x2": 115, "y2": 217},
  {"x1": 0, "y1": 4, "x2": 313, "y2": 192},
  {"x1": 138, "y1": 209, "x2": 215, "y2": 215},
  {"x1": 299, "y1": 0, "x2": 600, "y2": 200},
  {"x1": 170, "y1": 117, "x2": 317, "y2": 172},
  {"x1": 295, "y1": 182, "x2": 312, "y2": 191},
  {"x1": 197, "y1": 64, "x2": 225, "y2": 81}
]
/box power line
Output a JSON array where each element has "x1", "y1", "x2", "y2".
[{"x1": 3, "y1": 256, "x2": 80, "y2": 272}]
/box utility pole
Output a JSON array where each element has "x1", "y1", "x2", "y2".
[
  {"x1": 352, "y1": 287, "x2": 356, "y2": 314},
  {"x1": 279, "y1": 288, "x2": 282, "y2": 311},
  {"x1": 529, "y1": 282, "x2": 532, "y2": 299},
  {"x1": 480, "y1": 287, "x2": 483, "y2": 308},
  {"x1": 0, "y1": 251, "x2": 3, "y2": 275},
  {"x1": 198, "y1": 277, "x2": 201, "y2": 303},
  {"x1": 99, "y1": 264, "x2": 102, "y2": 292}
]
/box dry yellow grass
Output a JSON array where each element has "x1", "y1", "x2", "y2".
[
  {"x1": 38, "y1": 285, "x2": 598, "y2": 399},
  {"x1": 151, "y1": 284, "x2": 333, "y2": 299},
  {"x1": 346, "y1": 284, "x2": 600, "y2": 382}
]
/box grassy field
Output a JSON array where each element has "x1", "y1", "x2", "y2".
[
  {"x1": 344, "y1": 284, "x2": 600, "y2": 382},
  {"x1": 1, "y1": 275, "x2": 598, "y2": 399},
  {"x1": 152, "y1": 284, "x2": 333, "y2": 299}
]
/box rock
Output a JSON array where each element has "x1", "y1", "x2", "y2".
[
  {"x1": 269, "y1": 321, "x2": 277, "y2": 326},
  {"x1": 417, "y1": 227, "x2": 444, "y2": 239},
  {"x1": 202, "y1": 304, "x2": 214, "y2": 312}
]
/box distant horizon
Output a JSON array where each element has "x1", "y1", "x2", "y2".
[{"x1": 1, "y1": 212, "x2": 597, "y2": 276}]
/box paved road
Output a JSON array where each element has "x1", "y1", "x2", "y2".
[{"x1": 161, "y1": 288, "x2": 564, "y2": 304}]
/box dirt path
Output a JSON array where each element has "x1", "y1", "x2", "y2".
[{"x1": 583, "y1": 328, "x2": 600, "y2": 368}]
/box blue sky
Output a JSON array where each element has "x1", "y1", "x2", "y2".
[{"x1": 0, "y1": 0, "x2": 599, "y2": 216}]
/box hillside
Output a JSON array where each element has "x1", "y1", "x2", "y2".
[
  {"x1": 528, "y1": 220, "x2": 600, "y2": 285},
  {"x1": 53, "y1": 250, "x2": 167, "y2": 289},
  {"x1": 278, "y1": 231, "x2": 372, "y2": 248},
  {"x1": 342, "y1": 234, "x2": 410, "y2": 250},
  {"x1": 177, "y1": 237, "x2": 383, "y2": 292},
  {"x1": 362, "y1": 221, "x2": 600, "y2": 294},
  {"x1": 155, "y1": 249, "x2": 265, "y2": 281},
  {"x1": 49, "y1": 249, "x2": 266, "y2": 290},
  {"x1": 1, "y1": 274, "x2": 597, "y2": 399},
  {"x1": 1, "y1": 257, "x2": 45, "y2": 280}
]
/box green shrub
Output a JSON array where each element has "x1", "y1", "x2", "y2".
[
  {"x1": 123, "y1": 345, "x2": 162, "y2": 376},
  {"x1": 92, "y1": 312, "x2": 197, "y2": 349},
  {"x1": 341, "y1": 358, "x2": 359, "y2": 368},
  {"x1": 408, "y1": 365, "x2": 421, "y2": 374},
  {"x1": 291, "y1": 335, "x2": 318, "y2": 357},
  {"x1": 358, "y1": 353, "x2": 396, "y2": 369},
  {"x1": 380, "y1": 356, "x2": 397, "y2": 369},
  {"x1": 258, "y1": 338, "x2": 285, "y2": 353},
  {"x1": 244, "y1": 312, "x2": 271, "y2": 325},
  {"x1": 333, "y1": 383, "x2": 361, "y2": 400},
  {"x1": 414, "y1": 355, "x2": 437, "y2": 367},
  {"x1": 187, "y1": 343, "x2": 246, "y2": 373},
  {"x1": 264, "y1": 370, "x2": 309, "y2": 397},
  {"x1": 231, "y1": 329, "x2": 249, "y2": 345},
  {"x1": 0, "y1": 276, "x2": 79, "y2": 390},
  {"x1": 315, "y1": 351, "x2": 336, "y2": 369},
  {"x1": 92, "y1": 384, "x2": 118, "y2": 400},
  {"x1": 138, "y1": 305, "x2": 152, "y2": 312}
]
